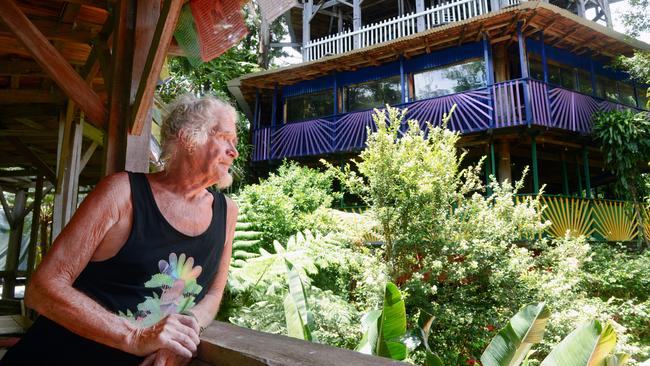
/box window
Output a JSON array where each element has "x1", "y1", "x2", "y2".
[
  {"x1": 618, "y1": 82, "x2": 636, "y2": 107},
  {"x1": 285, "y1": 89, "x2": 334, "y2": 122},
  {"x1": 413, "y1": 60, "x2": 486, "y2": 100},
  {"x1": 596, "y1": 76, "x2": 618, "y2": 102},
  {"x1": 529, "y1": 58, "x2": 544, "y2": 81},
  {"x1": 559, "y1": 67, "x2": 576, "y2": 90},
  {"x1": 344, "y1": 76, "x2": 401, "y2": 112},
  {"x1": 638, "y1": 86, "x2": 649, "y2": 109},
  {"x1": 577, "y1": 70, "x2": 593, "y2": 95}
]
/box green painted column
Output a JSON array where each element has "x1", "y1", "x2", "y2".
[
  {"x1": 575, "y1": 154, "x2": 583, "y2": 197},
  {"x1": 531, "y1": 135, "x2": 539, "y2": 194},
  {"x1": 582, "y1": 147, "x2": 591, "y2": 199},
  {"x1": 485, "y1": 143, "x2": 493, "y2": 196},
  {"x1": 490, "y1": 141, "x2": 496, "y2": 182}
]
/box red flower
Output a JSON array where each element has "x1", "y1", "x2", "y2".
[
  {"x1": 466, "y1": 359, "x2": 479, "y2": 365},
  {"x1": 485, "y1": 324, "x2": 496, "y2": 332}
]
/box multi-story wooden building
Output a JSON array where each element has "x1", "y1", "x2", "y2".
[{"x1": 229, "y1": 0, "x2": 650, "y2": 240}]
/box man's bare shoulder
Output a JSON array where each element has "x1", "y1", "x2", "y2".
[
  {"x1": 224, "y1": 195, "x2": 239, "y2": 216},
  {"x1": 80, "y1": 172, "x2": 132, "y2": 215}
]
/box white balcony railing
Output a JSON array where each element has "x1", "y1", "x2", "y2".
[{"x1": 303, "y1": 0, "x2": 521, "y2": 61}]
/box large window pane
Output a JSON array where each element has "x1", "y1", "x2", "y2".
[
  {"x1": 618, "y1": 82, "x2": 636, "y2": 106},
  {"x1": 344, "y1": 76, "x2": 401, "y2": 112},
  {"x1": 413, "y1": 60, "x2": 486, "y2": 100},
  {"x1": 577, "y1": 70, "x2": 593, "y2": 95},
  {"x1": 559, "y1": 67, "x2": 576, "y2": 90},
  {"x1": 597, "y1": 76, "x2": 618, "y2": 102},
  {"x1": 286, "y1": 89, "x2": 333, "y2": 122},
  {"x1": 529, "y1": 58, "x2": 544, "y2": 81}
]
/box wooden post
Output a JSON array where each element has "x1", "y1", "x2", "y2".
[
  {"x1": 26, "y1": 176, "x2": 43, "y2": 283},
  {"x1": 531, "y1": 135, "x2": 539, "y2": 194},
  {"x1": 53, "y1": 102, "x2": 83, "y2": 240},
  {"x1": 333, "y1": 72, "x2": 339, "y2": 114},
  {"x1": 577, "y1": 0, "x2": 586, "y2": 17},
  {"x1": 104, "y1": 0, "x2": 136, "y2": 175},
  {"x1": 353, "y1": 0, "x2": 362, "y2": 49},
  {"x1": 302, "y1": 0, "x2": 312, "y2": 61},
  {"x1": 582, "y1": 146, "x2": 591, "y2": 198},
  {"x1": 497, "y1": 139, "x2": 511, "y2": 184},
  {"x1": 518, "y1": 22, "x2": 532, "y2": 125},
  {"x1": 126, "y1": 0, "x2": 161, "y2": 173},
  {"x1": 601, "y1": 0, "x2": 613, "y2": 28},
  {"x1": 3, "y1": 189, "x2": 26, "y2": 299},
  {"x1": 540, "y1": 31, "x2": 549, "y2": 83},
  {"x1": 416, "y1": 0, "x2": 425, "y2": 32}
]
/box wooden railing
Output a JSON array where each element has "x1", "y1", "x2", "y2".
[
  {"x1": 191, "y1": 321, "x2": 412, "y2": 366},
  {"x1": 304, "y1": 0, "x2": 492, "y2": 61},
  {"x1": 251, "y1": 79, "x2": 645, "y2": 161}
]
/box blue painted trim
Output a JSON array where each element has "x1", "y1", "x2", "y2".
[
  {"x1": 283, "y1": 74, "x2": 335, "y2": 97},
  {"x1": 518, "y1": 23, "x2": 528, "y2": 78},
  {"x1": 518, "y1": 23, "x2": 532, "y2": 125},
  {"x1": 254, "y1": 89, "x2": 260, "y2": 129},
  {"x1": 590, "y1": 56, "x2": 597, "y2": 97},
  {"x1": 483, "y1": 36, "x2": 494, "y2": 85},
  {"x1": 540, "y1": 31, "x2": 549, "y2": 83},
  {"x1": 400, "y1": 55, "x2": 407, "y2": 103},
  {"x1": 339, "y1": 60, "x2": 401, "y2": 86},
  {"x1": 333, "y1": 72, "x2": 339, "y2": 114},
  {"x1": 633, "y1": 80, "x2": 639, "y2": 108},
  {"x1": 271, "y1": 83, "x2": 278, "y2": 127}
]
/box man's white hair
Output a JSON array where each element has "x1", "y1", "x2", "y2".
[{"x1": 160, "y1": 94, "x2": 237, "y2": 168}]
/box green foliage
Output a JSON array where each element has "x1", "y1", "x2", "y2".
[
  {"x1": 481, "y1": 303, "x2": 551, "y2": 366},
  {"x1": 539, "y1": 320, "x2": 618, "y2": 366},
  {"x1": 237, "y1": 162, "x2": 339, "y2": 249},
  {"x1": 592, "y1": 110, "x2": 650, "y2": 246},
  {"x1": 283, "y1": 259, "x2": 316, "y2": 341},
  {"x1": 356, "y1": 283, "x2": 408, "y2": 360}
]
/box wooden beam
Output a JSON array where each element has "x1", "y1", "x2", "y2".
[
  {"x1": 26, "y1": 175, "x2": 43, "y2": 283},
  {"x1": 0, "y1": 0, "x2": 107, "y2": 127},
  {"x1": 9, "y1": 137, "x2": 56, "y2": 183},
  {"x1": 0, "y1": 60, "x2": 44, "y2": 76},
  {"x1": 103, "y1": 0, "x2": 135, "y2": 175},
  {"x1": 130, "y1": 0, "x2": 182, "y2": 135},
  {"x1": 3, "y1": 189, "x2": 25, "y2": 299},
  {"x1": 0, "y1": 19, "x2": 96, "y2": 44}
]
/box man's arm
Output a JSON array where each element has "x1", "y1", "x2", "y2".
[
  {"x1": 186, "y1": 196, "x2": 238, "y2": 329},
  {"x1": 25, "y1": 172, "x2": 200, "y2": 358}
]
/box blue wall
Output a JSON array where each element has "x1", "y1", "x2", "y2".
[
  {"x1": 283, "y1": 41, "x2": 485, "y2": 98},
  {"x1": 526, "y1": 38, "x2": 630, "y2": 81}
]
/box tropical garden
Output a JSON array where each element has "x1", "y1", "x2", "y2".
[{"x1": 1, "y1": 2, "x2": 649, "y2": 366}]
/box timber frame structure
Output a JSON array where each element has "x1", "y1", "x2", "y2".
[
  {"x1": 230, "y1": 0, "x2": 650, "y2": 242},
  {"x1": 0, "y1": 0, "x2": 186, "y2": 306}
]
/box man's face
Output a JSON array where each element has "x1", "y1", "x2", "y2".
[{"x1": 192, "y1": 113, "x2": 239, "y2": 188}]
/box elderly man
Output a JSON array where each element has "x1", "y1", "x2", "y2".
[{"x1": 1, "y1": 95, "x2": 239, "y2": 366}]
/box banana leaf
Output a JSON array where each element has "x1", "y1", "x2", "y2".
[
  {"x1": 356, "y1": 282, "x2": 407, "y2": 360},
  {"x1": 540, "y1": 320, "x2": 617, "y2": 366},
  {"x1": 481, "y1": 302, "x2": 550, "y2": 366},
  {"x1": 283, "y1": 259, "x2": 315, "y2": 341}
]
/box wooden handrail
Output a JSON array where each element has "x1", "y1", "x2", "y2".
[{"x1": 192, "y1": 321, "x2": 412, "y2": 366}]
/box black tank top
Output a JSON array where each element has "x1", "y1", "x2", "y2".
[{"x1": 1, "y1": 172, "x2": 228, "y2": 366}]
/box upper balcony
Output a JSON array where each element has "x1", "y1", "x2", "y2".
[{"x1": 296, "y1": 0, "x2": 617, "y2": 62}]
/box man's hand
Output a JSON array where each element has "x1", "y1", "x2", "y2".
[
  {"x1": 139, "y1": 349, "x2": 192, "y2": 366},
  {"x1": 127, "y1": 314, "x2": 200, "y2": 358}
]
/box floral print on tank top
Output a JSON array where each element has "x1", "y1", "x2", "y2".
[{"x1": 119, "y1": 252, "x2": 203, "y2": 327}]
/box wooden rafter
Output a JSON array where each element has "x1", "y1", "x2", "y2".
[
  {"x1": 0, "y1": 0, "x2": 107, "y2": 127},
  {"x1": 130, "y1": 0, "x2": 183, "y2": 135}
]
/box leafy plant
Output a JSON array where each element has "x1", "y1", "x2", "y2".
[
  {"x1": 356, "y1": 282, "x2": 408, "y2": 361},
  {"x1": 283, "y1": 259, "x2": 316, "y2": 341},
  {"x1": 592, "y1": 110, "x2": 650, "y2": 247}
]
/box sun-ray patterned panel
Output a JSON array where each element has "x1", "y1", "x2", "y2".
[
  {"x1": 542, "y1": 196, "x2": 594, "y2": 239},
  {"x1": 271, "y1": 119, "x2": 335, "y2": 159},
  {"x1": 644, "y1": 206, "x2": 650, "y2": 240},
  {"x1": 592, "y1": 200, "x2": 638, "y2": 241},
  {"x1": 599, "y1": 100, "x2": 628, "y2": 112},
  {"x1": 548, "y1": 87, "x2": 600, "y2": 133},
  {"x1": 252, "y1": 127, "x2": 271, "y2": 162},
  {"x1": 406, "y1": 89, "x2": 492, "y2": 133},
  {"x1": 334, "y1": 109, "x2": 377, "y2": 152}
]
